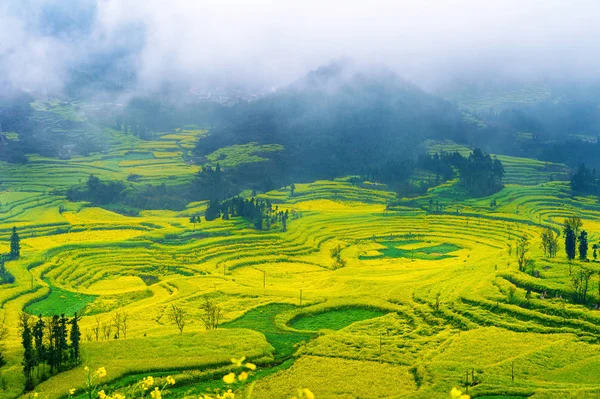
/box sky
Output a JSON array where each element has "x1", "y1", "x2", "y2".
[{"x1": 1, "y1": 0, "x2": 599, "y2": 96}]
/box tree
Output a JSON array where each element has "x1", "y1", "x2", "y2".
[
  {"x1": 168, "y1": 304, "x2": 186, "y2": 334},
  {"x1": 593, "y1": 244, "x2": 598, "y2": 261},
  {"x1": 58, "y1": 314, "x2": 68, "y2": 370},
  {"x1": 565, "y1": 226, "x2": 577, "y2": 262},
  {"x1": 20, "y1": 313, "x2": 35, "y2": 391},
  {"x1": 112, "y1": 312, "x2": 123, "y2": 339},
  {"x1": 540, "y1": 229, "x2": 559, "y2": 258},
  {"x1": 32, "y1": 316, "x2": 45, "y2": 373},
  {"x1": 290, "y1": 183, "x2": 296, "y2": 197},
  {"x1": 10, "y1": 226, "x2": 20, "y2": 258},
  {"x1": 516, "y1": 236, "x2": 530, "y2": 272},
  {"x1": 121, "y1": 312, "x2": 129, "y2": 339},
  {"x1": 564, "y1": 217, "x2": 583, "y2": 239},
  {"x1": 579, "y1": 230, "x2": 589, "y2": 261},
  {"x1": 199, "y1": 297, "x2": 221, "y2": 330},
  {"x1": 572, "y1": 267, "x2": 593, "y2": 303},
  {"x1": 69, "y1": 313, "x2": 81, "y2": 363},
  {"x1": 0, "y1": 322, "x2": 7, "y2": 368},
  {"x1": 189, "y1": 215, "x2": 200, "y2": 231}
]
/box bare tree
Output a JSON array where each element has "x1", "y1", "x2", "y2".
[
  {"x1": 540, "y1": 228, "x2": 559, "y2": 258},
  {"x1": 168, "y1": 304, "x2": 187, "y2": 334},
  {"x1": 122, "y1": 312, "x2": 129, "y2": 339},
  {"x1": 516, "y1": 236, "x2": 530, "y2": 272},
  {"x1": 93, "y1": 316, "x2": 100, "y2": 341},
  {"x1": 101, "y1": 321, "x2": 112, "y2": 341},
  {"x1": 200, "y1": 297, "x2": 222, "y2": 330},
  {"x1": 112, "y1": 312, "x2": 123, "y2": 339}
]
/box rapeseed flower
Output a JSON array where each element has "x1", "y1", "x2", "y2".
[
  {"x1": 245, "y1": 363, "x2": 256, "y2": 371},
  {"x1": 302, "y1": 389, "x2": 314, "y2": 399},
  {"x1": 96, "y1": 367, "x2": 107, "y2": 378},
  {"x1": 450, "y1": 387, "x2": 469, "y2": 399},
  {"x1": 238, "y1": 372, "x2": 248, "y2": 381},
  {"x1": 166, "y1": 376, "x2": 176, "y2": 386},
  {"x1": 98, "y1": 390, "x2": 107, "y2": 399},
  {"x1": 150, "y1": 387, "x2": 161, "y2": 399},
  {"x1": 143, "y1": 376, "x2": 155, "y2": 390},
  {"x1": 69, "y1": 388, "x2": 76, "y2": 395},
  {"x1": 231, "y1": 356, "x2": 246, "y2": 367},
  {"x1": 217, "y1": 389, "x2": 235, "y2": 399},
  {"x1": 223, "y1": 372, "x2": 236, "y2": 384}
]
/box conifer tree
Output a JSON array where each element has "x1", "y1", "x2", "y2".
[
  {"x1": 579, "y1": 230, "x2": 589, "y2": 260},
  {"x1": 69, "y1": 313, "x2": 81, "y2": 364},
  {"x1": 20, "y1": 314, "x2": 34, "y2": 391},
  {"x1": 10, "y1": 226, "x2": 20, "y2": 258},
  {"x1": 565, "y1": 226, "x2": 577, "y2": 261},
  {"x1": 32, "y1": 316, "x2": 45, "y2": 372}
]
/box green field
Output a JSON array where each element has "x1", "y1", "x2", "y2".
[{"x1": 2, "y1": 122, "x2": 600, "y2": 399}]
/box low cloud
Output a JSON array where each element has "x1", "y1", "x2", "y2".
[{"x1": 1, "y1": 0, "x2": 599, "y2": 97}]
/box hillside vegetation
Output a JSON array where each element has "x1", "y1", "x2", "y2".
[{"x1": 1, "y1": 104, "x2": 600, "y2": 399}]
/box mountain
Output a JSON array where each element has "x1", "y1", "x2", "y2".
[{"x1": 196, "y1": 61, "x2": 482, "y2": 181}]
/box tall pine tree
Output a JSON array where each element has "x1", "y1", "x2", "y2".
[
  {"x1": 10, "y1": 226, "x2": 20, "y2": 258},
  {"x1": 565, "y1": 226, "x2": 577, "y2": 261},
  {"x1": 21, "y1": 315, "x2": 35, "y2": 391},
  {"x1": 579, "y1": 230, "x2": 589, "y2": 260},
  {"x1": 69, "y1": 313, "x2": 81, "y2": 364}
]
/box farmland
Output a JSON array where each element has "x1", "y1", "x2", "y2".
[{"x1": 1, "y1": 125, "x2": 600, "y2": 399}]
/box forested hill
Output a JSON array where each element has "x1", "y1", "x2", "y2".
[{"x1": 195, "y1": 62, "x2": 485, "y2": 181}]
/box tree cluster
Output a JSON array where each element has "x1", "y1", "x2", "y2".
[
  {"x1": 20, "y1": 313, "x2": 81, "y2": 391},
  {"x1": 454, "y1": 149, "x2": 504, "y2": 196},
  {"x1": 204, "y1": 197, "x2": 292, "y2": 231},
  {"x1": 570, "y1": 163, "x2": 600, "y2": 195}
]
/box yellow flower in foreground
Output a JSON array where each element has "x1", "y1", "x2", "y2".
[
  {"x1": 460, "y1": 396, "x2": 470, "y2": 399},
  {"x1": 150, "y1": 387, "x2": 161, "y2": 399},
  {"x1": 33, "y1": 394, "x2": 39, "y2": 398},
  {"x1": 302, "y1": 388, "x2": 315, "y2": 399},
  {"x1": 450, "y1": 388, "x2": 462, "y2": 399},
  {"x1": 166, "y1": 375, "x2": 176, "y2": 386},
  {"x1": 223, "y1": 372, "x2": 236, "y2": 384},
  {"x1": 113, "y1": 394, "x2": 126, "y2": 399},
  {"x1": 143, "y1": 376, "x2": 155, "y2": 390},
  {"x1": 96, "y1": 367, "x2": 107, "y2": 378},
  {"x1": 231, "y1": 356, "x2": 246, "y2": 367},
  {"x1": 69, "y1": 388, "x2": 76, "y2": 395},
  {"x1": 245, "y1": 363, "x2": 257, "y2": 371},
  {"x1": 84, "y1": 366, "x2": 89, "y2": 372},
  {"x1": 98, "y1": 390, "x2": 107, "y2": 399},
  {"x1": 238, "y1": 371, "x2": 248, "y2": 381},
  {"x1": 217, "y1": 389, "x2": 235, "y2": 399}
]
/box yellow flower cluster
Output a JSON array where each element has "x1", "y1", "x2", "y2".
[
  {"x1": 97, "y1": 390, "x2": 125, "y2": 399},
  {"x1": 450, "y1": 387, "x2": 470, "y2": 399},
  {"x1": 150, "y1": 387, "x2": 161, "y2": 399},
  {"x1": 142, "y1": 376, "x2": 155, "y2": 390},
  {"x1": 222, "y1": 357, "x2": 256, "y2": 385},
  {"x1": 96, "y1": 367, "x2": 107, "y2": 379}
]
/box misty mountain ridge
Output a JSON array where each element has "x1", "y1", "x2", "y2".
[{"x1": 195, "y1": 61, "x2": 477, "y2": 181}]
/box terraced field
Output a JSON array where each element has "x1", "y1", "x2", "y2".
[{"x1": 1, "y1": 133, "x2": 599, "y2": 399}]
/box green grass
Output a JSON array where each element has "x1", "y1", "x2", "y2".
[
  {"x1": 222, "y1": 303, "x2": 313, "y2": 360},
  {"x1": 359, "y1": 241, "x2": 461, "y2": 260},
  {"x1": 290, "y1": 308, "x2": 388, "y2": 331},
  {"x1": 24, "y1": 285, "x2": 97, "y2": 316}
]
